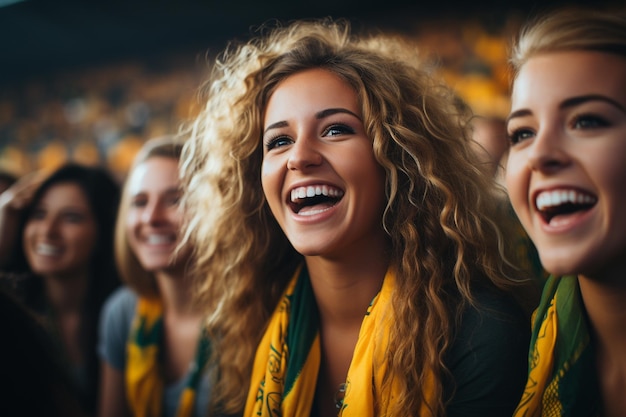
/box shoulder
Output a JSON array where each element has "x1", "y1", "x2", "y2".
[
  {"x1": 98, "y1": 286, "x2": 138, "y2": 346},
  {"x1": 98, "y1": 286, "x2": 139, "y2": 368},
  {"x1": 450, "y1": 289, "x2": 529, "y2": 365},
  {"x1": 444, "y1": 289, "x2": 530, "y2": 417},
  {"x1": 101, "y1": 285, "x2": 138, "y2": 319}
]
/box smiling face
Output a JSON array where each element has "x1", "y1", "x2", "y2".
[
  {"x1": 261, "y1": 68, "x2": 387, "y2": 258},
  {"x1": 23, "y1": 182, "x2": 98, "y2": 280},
  {"x1": 506, "y1": 51, "x2": 626, "y2": 279},
  {"x1": 125, "y1": 156, "x2": 188, "y2": 273}
]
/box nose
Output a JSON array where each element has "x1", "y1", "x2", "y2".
[
  {"x1": 526, "y1": 127, "x2": 571, "y2": 173},
  {"x1": 141, "y1": 200, "x2": 166, "y2": 225},
  {"x1": 286, "y1": 136, "x2": 323, "y2": 171},
  {"x1": 40, "y1": 217, "x2": 60, "y2": 238}
]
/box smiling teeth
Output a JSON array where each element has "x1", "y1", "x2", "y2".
[
  {"x1": 536, "y1": 189, "x2": 597, "y2": 211},
  {"x1": 147, "y1": 235, "x2": 174, "y2": 244},
  {"x1": 290, "y1": 185, "x2": 344, "y2": 202},
  {"x1": 36, "y1": 244, "x2": 61, "y2": 256}
]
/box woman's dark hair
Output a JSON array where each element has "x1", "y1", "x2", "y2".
[{"x1": 12, "y1": 163, "x2": 121, "y2": 413}]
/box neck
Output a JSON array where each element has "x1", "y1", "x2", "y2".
[
  {"x1": 154, "y1": 269, "x2": 199, "y2": 318},
  {"x1": 578, "y1": 275, "x2": 626, "y2": 362},
  {"x1": 305, "y1": 246, "x2": 389, "y2": 328},
  {"x1": 42, "y1": 272, "x2": 88, "y2": 314}
]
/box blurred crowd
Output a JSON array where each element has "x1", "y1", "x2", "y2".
[
  {"x1": 0, "y1": 15, "x2": 515, "y2": 181},
  {"x1": 0, "y1": 53, "x2": 207, "y2": 180}
]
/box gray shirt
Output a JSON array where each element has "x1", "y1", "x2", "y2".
[{"x1": 98, "y1": 286, "x2": 212, "y2": 417}]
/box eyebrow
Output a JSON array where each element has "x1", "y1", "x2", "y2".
[
  {"x1": 130, "y1": 186, "x2": 181, "y2": 198},
  {"x1": 560, "y1": 94, "x2": 625, "y2": 112},
  {"x1": 263, "y1": 107, "x2": 361, "y2": 134},
  {"x1": 506, "y1": 94, "x2": 625, "y2": 125}
]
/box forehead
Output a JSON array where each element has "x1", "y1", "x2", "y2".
[
  {"x1": 127, "y1": 156, "x2": 180, "y2": 194},
  {"x1": 512, "y1": 50, "x2": 626, "y2": 107},
  {"x1": 38, "y1": 182, "x2": 90, "y2": 208},
  {"x1": 264, "y1": 68, "x2": 360, "y2": 118}
]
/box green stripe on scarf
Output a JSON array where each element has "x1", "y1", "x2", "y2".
[
  {"x1": 284, "y1": 267, "x2": 319, "y2": 397},
  {"x1": 131, "y1": 315, "x2": 163, "y2": 346},
  {"x1": 514, "y1": 276, "x2": 600, "y2": 417},
  {"x1": 244, "y1": 265, "x2": 435, "y2": 417},
  {"x1": 126, "y1": 297, "x2": 211, "y2": 417}
]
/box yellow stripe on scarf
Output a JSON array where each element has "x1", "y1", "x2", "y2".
[
  {"x1": 513, "y1": 275, "x2": 598, "y2": 417},
  {"x1": 245, "y1": 266, "x2": 435, "y2": 417},
  {"x1": 126, "y1": 297, "x2": 209, "y2": 417},
  {"x1": 127, "y1": 297, "x2": 164, "y2": 417},
  {"x1": 514, "y1": 291, "x2": 558, "y2": 417}
]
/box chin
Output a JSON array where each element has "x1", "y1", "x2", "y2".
[{"x1": 540, "y1": 257, "x2": 579, "y2": 277}]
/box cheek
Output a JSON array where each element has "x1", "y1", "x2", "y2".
[
  {"x1": 170, "y1": 208, "x2": 183, "y2": 228},
  {"x1": 260, "y1": 159, "x2": 282, "y2": 209},
  {"x1": 125, "y1": 215, "x2": 140, "y2": 249},
  {"x1": 22, "y1": 223, "x2": 35, "y2": 257},
  {"x1": 22, "y1": 222, "x2": 35, "y2": 242},
  {"x1": 76, "y1": 227, "x2": 98, "y2": 251},
  {"x1": 505, "y1": 155, "x2": 525, "y2": 197}
]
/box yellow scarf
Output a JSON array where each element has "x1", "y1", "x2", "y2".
[
  {"x1": 513, "y1": 275, "x2": 599, "y2": 417},
  {"x1": 245, "y1": 266, "x2": 434, "y2": 416},
  {"x1": 126, "y1": 297, "x2": 210, "y2": 417}
]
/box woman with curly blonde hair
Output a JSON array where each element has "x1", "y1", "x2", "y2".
[{"x1": 181, "y1": 18, "x2": 535, "y2": 417}]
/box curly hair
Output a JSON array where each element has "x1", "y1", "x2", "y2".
[{"x1": 181, "y1": 18, "x2": 530, "y2": 416}]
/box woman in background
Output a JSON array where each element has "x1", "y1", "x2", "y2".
[
  {"x1": 98, "y1": 136, "x2": 212, "y2": 417},
  {"x1": 505, "y1": 8, "x2": 626, "y2": 417},
  {"x1": 0, "y1": 163, "x2": 121, "y2": 415}
]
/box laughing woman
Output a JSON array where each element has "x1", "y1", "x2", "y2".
[
  {"x1": 0, "y1": 164, "x2": 121, "y2": 415},
  {"x1": 181, "y1": 19, "x2": 536, "y2": 417},
  {"x1": 505, "y1": 8, "x2": 626, "y2": 417},
  {"x1": 97, "y1": 137, "x2": 213, "y2": 417}
]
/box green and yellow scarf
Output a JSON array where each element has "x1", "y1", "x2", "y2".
[
  {"x1": 126, "y1": 297, "x2": 210, "y2": 417},
  {"x1": 514, "y1": 275, "x2": 599, "y2": 417},
  {"x1": 244, "y1": 265, "x2": 434, "y2": 417}
]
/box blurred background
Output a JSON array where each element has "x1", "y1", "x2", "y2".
[{"x1": 0, "y1": 0, "x2": 621, "y2": 180}]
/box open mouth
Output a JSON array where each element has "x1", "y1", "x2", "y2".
[
  {"x1": 146, "y1": 234, "x2": 176, "y2": 245},
  {"x1": 35, "y1": 243, "x2": 62, "y2": 256},
  {"x1": 289, "y1": 184, "x2": 344, "y2": 215},
  {"x1": 535, "y1": 189, "x2": 597, "y2": 224}
]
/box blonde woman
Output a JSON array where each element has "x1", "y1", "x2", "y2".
[
  {"x1": 98, "y1": 137, "x2": 212, "y2": 417},
  {"x1": 506, "y1": 8, "x2": 626, "y2": 417},
  {"x1": 182, "y1": 19, "x2": 536, "y2": 417}
]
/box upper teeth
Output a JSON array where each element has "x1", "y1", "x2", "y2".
[
  {"x1": 290, "y1": 185, "x2": 344, "y2": 202},
  {"x1": 147, "y1": 235, "x2": 174, "y2": 244},
  {"x1": 536, "y1": 189, "x2": 596, "y2": 211},
  {"x1": 36, "y1": 243, "x2": 61, "y2": 256}
]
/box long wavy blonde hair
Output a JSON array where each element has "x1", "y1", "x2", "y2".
[
  {"x1": 181, "y1": 18, "x2": 529, "y2": 416},
  {"x1": 115, "y1": 136, "x2": 184, "y2": 297}
]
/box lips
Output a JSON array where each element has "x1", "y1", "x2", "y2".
[
  {"x1": 288, "y1": 184, "x2": 344, "y2": 215},
  {"x1": 535, "y1": 188, "x2": 597, "y2": 224}
]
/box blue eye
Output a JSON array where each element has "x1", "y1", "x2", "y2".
[
  {"x1": 508, "y1": 128, "x2": 534, "y2": 145},
  {"x1": 573, "y1": 114, "x2": 609, "y2": 129},
  {"x1": 323, "y1": 124, "x2": 355, "y2": 136},
  {"x1": 265, "y1": 135, "x2": 293, "y2": 150}
]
